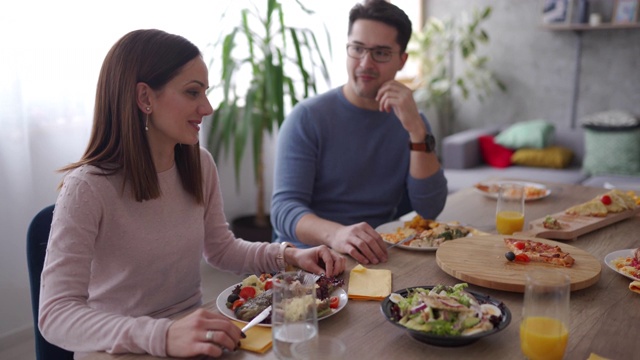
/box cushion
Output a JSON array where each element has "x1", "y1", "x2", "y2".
[
  {"x1": 511, "y1": 146, "x2": 574, "y2": 169},
  {"x1": 581, "y1": 110, "x2": 639, "y2": 129},
  {"x1": 582, "y1": 127, "x2": 640, "y2": 176},
  {"x1": 478, "y1": 135, "x2": 514, "y2": 168},
  {"x1": 494, "y1": 120, "x2": 555, "y2": 149}
]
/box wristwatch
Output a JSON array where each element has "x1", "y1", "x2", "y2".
[{"x1": 409, "y1": 133, "x2": 436, "y2": 153}]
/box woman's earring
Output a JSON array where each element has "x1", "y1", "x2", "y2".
[{"x1": 145, "y1": 107, "x2": 150, "y2": 131}]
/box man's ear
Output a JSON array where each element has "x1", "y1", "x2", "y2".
[
  {"x1": 136, "y1": 82, "x2": 152, "y2": 112},
  {"x1": 398, "y1": 52, "x2": 409, "y2": 71}
]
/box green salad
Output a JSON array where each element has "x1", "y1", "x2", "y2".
[{"x1": 389, "y1": 283, "x2": 503, "y2": 336}]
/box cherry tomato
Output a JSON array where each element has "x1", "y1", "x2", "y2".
[
  {"x1": 264, "y1": 279, "x2": 273, "y2": 291},
  {"x1": 329, "y1": 296, "x2": 340, "y2": 309},
  {"x1": 239, "y1": 286, "x2": 257, "y2": 300},
  {"x1": 601, "y1": 195, "x2": 612, "y2": 205},
  {"x1": 514, "y1": 242, "x2": 526, "y2": 250},
  {"x1": 515, "y1": 253, "x2": 530, "y2": 263},
  {"x1": 231, "y1": 298, "x2": 245, "y2": 310}
]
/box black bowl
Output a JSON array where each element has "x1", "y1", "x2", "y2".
[{"x1": 380, "y1": 286, "x2": 512, "y2": 347}]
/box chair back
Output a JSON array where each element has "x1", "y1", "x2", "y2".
[{"x1": 26, "y1": 204, "x2": 74, "y2": 360}]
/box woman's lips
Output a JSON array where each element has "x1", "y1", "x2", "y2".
[{"x1": 188, "y1": 121, "x2": 201, "y2": 131}]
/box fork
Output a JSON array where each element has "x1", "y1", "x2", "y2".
[
  {"x1": 386, "y1": 234, "x2": 416, "y2": 249},
  {"x1": 299, "y1": 270, "x2": 321, "y2": 286}
]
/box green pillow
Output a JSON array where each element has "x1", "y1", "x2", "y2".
[
  {"x1": 582, "y1": 128, "x2": 640, "y2": 176},
  {"x1": 495, "y1": 120, "x2": 555, "y2": 149}
]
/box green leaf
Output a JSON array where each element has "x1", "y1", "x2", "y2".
[{"x1": 482, "y1": 6, "x2": 492, "y2": 19}]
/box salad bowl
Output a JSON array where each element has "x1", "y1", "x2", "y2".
[{"x1": 380, "y1": 285, "x2": 511, "y2": 347}]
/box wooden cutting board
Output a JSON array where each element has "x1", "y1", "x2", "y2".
[
  {"x1": 435, "y1": 235, "x2": 601, "y2": 293},
  {"x1": 520, "y1": 207, "x2": 640, "y2": 241}
]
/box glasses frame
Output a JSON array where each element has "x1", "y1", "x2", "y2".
[{"x1": 345, "y1": 43, "x2": 398, "y2": 63}]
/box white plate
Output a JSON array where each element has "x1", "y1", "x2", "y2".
[
  {"x1": 376, "y1": 220, "x2": 482, "y2": 252},
  {"x1": 215, "y1": 284, "x2": 348, "y2": 327},
  {"x1": 604, "y1": 249, "x2": 640, "y2": 281},
  {"x1": 473, "y1": 181, "x2": 551, "y2": 201},
  {"x1": 376, "y1": 221, "x2": 435, "y2": 251}
]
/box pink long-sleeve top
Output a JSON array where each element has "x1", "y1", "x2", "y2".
[{"x1": 39, "y1": 147, "x2": 280, "y2": 357}]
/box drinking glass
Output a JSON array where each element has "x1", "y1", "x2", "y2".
[
  {"x1": 271, "y1": 272, "x2": 319, "y2": 360},
  {"x1": 496, "y1": 183, "x2": 525, "y2": 235},
  {"x1": 520, "y1": 270, "x2": 570, "y2": 360},
  {"x1": 292, "y1": 335, "x2": 346, "y2": 360}
]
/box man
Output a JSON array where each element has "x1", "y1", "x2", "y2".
[{"x1": 271, "y1": 0, "x2": 448, "y2": 265}]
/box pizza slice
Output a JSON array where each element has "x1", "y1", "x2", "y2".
[
  {"x1": 608, "y1": 189, "x2": 637, "y2": 210},
  {"x1": 504, "y1": 238, "x2": 575, "y2": 267},
  {"x1": 596, "y1": 191, "x2": 628, "y2": 213},
  {"x1": 565, "y1": 199, "x2": 607, "y2": 217}
]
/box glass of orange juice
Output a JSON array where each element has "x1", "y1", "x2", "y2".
[
  {"x1": 520, "y1": 270, "x2": 570, "y2": 360},
  {"x1": 496, "y1": 183, "x2": 525, "y2": 235}
]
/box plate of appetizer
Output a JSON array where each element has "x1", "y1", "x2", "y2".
[
  {"x1": 474, "y1": 181, "x2": 551, "y2": 201},
  {"x1": 380, "y1": 283, "x2": 511, "y2": 347},
  {"x1": 376, "y1": 215, "x2": 487, "y2": 252},
  {"x1": 216, "y1": 272, "x2": 347, "y2": 327},
  {"x1": 604, "y1": 248, "x2": 640, "y2": 281}
]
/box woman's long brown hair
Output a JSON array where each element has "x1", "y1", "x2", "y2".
[{"x1": 59, "y1": 29, "x2": 204, "y2": 204}]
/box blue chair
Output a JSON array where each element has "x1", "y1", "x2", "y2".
[{"x1": 26, "y1": 204, "x2": 74, "y2": 360}]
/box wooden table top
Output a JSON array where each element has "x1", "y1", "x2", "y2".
[{"x1": 85, "y1": 180, "x2": 639, "y2": 360}]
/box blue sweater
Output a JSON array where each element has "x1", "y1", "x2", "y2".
[{"x1": 271, "y1": 87, "x2": 448, "y2": 248}]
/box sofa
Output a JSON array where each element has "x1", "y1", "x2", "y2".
[{"x1": 441, "y1": 125, "x2": 640, "y2": 193}]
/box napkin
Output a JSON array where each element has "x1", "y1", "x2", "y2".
[
  {"x1": 232, "y1": 320, "x2": 272, "y2": 354},
  {"x1": 629, "y1": 281, "x2": 640, "y2": 294},
  {"x1": 587, "y1": 353, "x2": 611, "y2": 360},
  {"x1": 347, "y1": 264, "x2": 392, "y2": 301}
]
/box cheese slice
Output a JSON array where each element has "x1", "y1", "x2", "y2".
[
  {"x1": 565, "y1": 200, "x2": 607, "y2": 217},
  {"x1": 348, "y1": 264, "x2": 392, "y2": 301},
  {"x1": 232, "y1": 320, "x2": 272, "y2": 353}
]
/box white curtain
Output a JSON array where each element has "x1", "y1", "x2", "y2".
[{"x1": 0, "y1": 0, "x2": 356, "y2": 337}]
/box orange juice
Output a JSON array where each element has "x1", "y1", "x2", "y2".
[
  {"x1": 496, "y1": 210, "x2": 524, "y2": 235},
  {"x1": 520, "y1": 317, "x2": 568, "y2": 360}
]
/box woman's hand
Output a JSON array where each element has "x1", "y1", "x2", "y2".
[
  {"x1": 287, "y1": 245, "x2": 347, "y2": 277},
  {"x1": 166, "y1": 309, "x2": 243, "y2": 358}
]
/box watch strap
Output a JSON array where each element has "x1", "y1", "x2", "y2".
[
  {"x1": 409, "y1": 133, "x2": 436, "y2": 152},
  {"x1": 409, "y1": 142, "x2": 428, "y2": 151}
]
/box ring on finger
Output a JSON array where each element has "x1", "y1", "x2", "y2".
[{"x1": 205, "y1": 330, "x2": 214, "y2": 341}]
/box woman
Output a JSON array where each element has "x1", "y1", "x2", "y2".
[{"x1": 39, "y1": 29, "x2": 346, "y2": 358}]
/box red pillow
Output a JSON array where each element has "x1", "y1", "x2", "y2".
[{"x1": 478, "y1": 135, "x2": 514, "y2": 168}]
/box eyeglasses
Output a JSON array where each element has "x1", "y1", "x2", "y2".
[{"x1": 346, "y1": 44, "x2": 397, "y2": 63}]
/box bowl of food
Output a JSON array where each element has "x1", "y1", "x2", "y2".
[{"x1": 380, "y1": 283, "x2": 511, "y2": 347}]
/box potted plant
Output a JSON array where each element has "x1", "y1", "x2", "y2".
[
  {"x1": 206, "y1": 0, "x2": 330, "y2": 241},
  {"x1": 408, "y1": 6, "x2": 506, "y2": 140}
]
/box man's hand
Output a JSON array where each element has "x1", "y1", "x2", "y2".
[
  {"x1": 375, "y1": 80, "x2": 425, "y2": 138},
  {"x1": 329, "y1": 222, "x2": 388, "y2": 265}
]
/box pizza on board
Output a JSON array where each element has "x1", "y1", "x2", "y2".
[
  {"x1": 565, "y1": 189, "x2": 637, "y2": 217},
  {"x1": 565, "y1": 200, "x2": 607, "y2": 217},
  {"x1": 504, "y1": 238, "x2": 575, "y2": 267}
]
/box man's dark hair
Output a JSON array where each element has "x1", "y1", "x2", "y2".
[{"x1": 348, "y1": 0, "x2": 413, "y2": 53}]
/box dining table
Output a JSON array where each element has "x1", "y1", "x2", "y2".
[{"x1": 85, "y1": 179, "x2": 639, "y2": 360}]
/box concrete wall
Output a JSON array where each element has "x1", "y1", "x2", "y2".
[{"x1": 424, "y1": 0, "x2": 640, "y2": 134}]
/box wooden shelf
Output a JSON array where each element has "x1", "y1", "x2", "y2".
[{"x1": 542, "y1": 22, "x2": 640, "y2": 31}]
